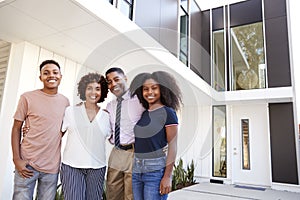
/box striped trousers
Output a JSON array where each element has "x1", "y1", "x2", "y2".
[{"x1": 60, "y1": 163, "x2": 106, "y2": 200}]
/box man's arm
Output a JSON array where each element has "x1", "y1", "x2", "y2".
[
  {"x1": 105, "y1": 102, "x2": 115, "y2": 144},
  {"x1": 11, "y1": 119, "x2": 33, "y2": 178}
]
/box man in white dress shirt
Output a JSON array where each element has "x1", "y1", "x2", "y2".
[{"x1": 105, "y1": 67, "x2": 144, "y2": 200}]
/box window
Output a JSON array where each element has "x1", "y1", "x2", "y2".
[
  {"x1": 118, "y1": 0, "x2": 134, "y2": 20},
  {"x1": 212, "y1": 105, "x2": 227, "y2": 177},
  {"x1": 179, "y1": 0, "x2": 189, "y2": 66},
  {"x1": 211, "y1": 0, "x2": 265, "y2": 91},
  {"x1": 241, "y1": 119, "x2": 250, "y2": 169},
  {"x1": 0, "y1": 40, "x2": 11, "y2": 113},
  {"x1": 213, "y1": 30, "x2": 226, "y2": 91},
  {"x1": 230, "y1": 22, "x2": 266, "y2": 90}
]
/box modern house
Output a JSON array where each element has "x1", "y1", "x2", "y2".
[{"x1": 0, "y1": 0, "x2": 300, "y2": 198}]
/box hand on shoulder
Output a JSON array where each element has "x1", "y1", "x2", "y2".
[
  {"x1": 76, "y1": 102, "x2": 83, "y2": 106},
  {"x1": 103, "y1": 109, "x2": 109, "y2": 113}
]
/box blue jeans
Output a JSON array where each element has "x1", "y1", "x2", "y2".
[
  {"x1": 12, "y1": 165, "x2": 58, "y2": 200},
  {"x1": 132, "y1": 157, "x2": 168, "y2": 200}
]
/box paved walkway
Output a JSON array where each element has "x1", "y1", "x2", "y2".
[{"x1": 168, "y1": 183, "x2": 300, "y2": 200}]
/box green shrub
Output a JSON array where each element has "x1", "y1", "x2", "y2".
[
  {"x1": 55, "y1": 184, "x2": 64, "y2": 200},
  {"x1": 172, "y1": 158, "x2": 196, "y2": 191}
]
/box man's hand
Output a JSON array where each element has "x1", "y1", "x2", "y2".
[{"x1": 13, "y1": 158, "x2": 34, "y2": 178}]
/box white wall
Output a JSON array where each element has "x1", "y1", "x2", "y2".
[
  {"x1": 177, "y1": 105, "x2": 213, "y2": 181},
  {"x1": 0, "y1": 42, "x2": 26, "y2": 199}
]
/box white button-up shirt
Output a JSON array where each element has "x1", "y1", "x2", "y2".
[{"x1": 106, "y1": 91, "x2": 145, "y2": 145}]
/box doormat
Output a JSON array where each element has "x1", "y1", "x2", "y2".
[{"x1": 234, "y1": 185, "x2": 266, "y2": 191}]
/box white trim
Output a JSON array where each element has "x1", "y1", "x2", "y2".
[
  {"x1": 223, "y1": 5, "x2": 227, "y2": 91},
  {"x1": 272, "y1": 182, "x2": 300, "y2": 193},
  {"x1": 261, "y1": 0, "x2": 268, "y2": 89},
  {"x1": 187, "y1": 0, "x2": 191, "y2": 68},
  {"x1": 227, "y1": 5, "x2": 232, "y2": 91},
  {"x1": 286, "y1": 0, "x2": 300, "y2": 185},
  {"x1": 210, "y1": 8, "x2": 213, "y2": 84}
]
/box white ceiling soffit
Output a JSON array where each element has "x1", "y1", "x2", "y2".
[
  {"x1": 0, "y1": 0, "x2": 249, "y2": 65},
  {"x1": 0, "y1": 0, "x2": 119, "y2": 64}
]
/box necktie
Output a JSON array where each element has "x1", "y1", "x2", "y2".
[{"x1": 114, "y1": 97, "x2": 123, "y2": 147}]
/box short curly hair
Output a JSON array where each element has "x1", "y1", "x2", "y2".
[
  {"x1": 39, "y1": 60, "x2": 60, "y2": 71},
  {"x1": 77, "y1": 72, "x2": 108, "y2": 103}
]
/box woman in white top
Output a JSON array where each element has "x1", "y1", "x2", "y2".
[{"x1": 60, "y1": 73, "x2": 111, "y2": 200}]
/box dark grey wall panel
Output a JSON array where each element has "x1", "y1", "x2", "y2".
[
  {"x1": 269, "y1": 103, "x2": 298, "y2": 184},
  {"x1": 264, "y1": 0, "x2": 291, "y2": 87},
  {"x1": 201, "y1": 10, "x2": 210, "y2": 56},
  {"x1": 212, "y1": 7, "x2": 224, "y2": 31},
  {"x1": 200, "y1": 10, "x2": 211, "y2": 84},
  {"x1": 201, "y1": 10, "x2": 210, "y2": 32},
  {"x1": 134, "y1": 0, "x2": 160, "y2": 41},
  {"x1": 134, "y1": 0, "x2": 178, "y2": 56},
  {"x1": 265, "y1": 15, "x2": 291, "y2": 87},
  {"x1": 160, "y1": 0, "x2": 178, "y2": 56},
  {"x1": 190, "y1": 0, "x2": 202, "y2": 78},
  {"x1": 264, "y1": 0, "x2": 286, "y2": 19},
  {"x1": 230, "y1": 0, "x2": 262, "y2": 27}
]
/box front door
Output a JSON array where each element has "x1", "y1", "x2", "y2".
[{"x1": 231, "y1": 104, "x2": 271, "y2": 186}]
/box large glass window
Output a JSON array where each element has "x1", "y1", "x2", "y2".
[
  {"x1": 179, "y1": 0, "x2": 189, "y2": 66},
  {"x1": 213, "y1": 30, "x2": 226, "y2": 91},
  {"x1": 230, "y1": 22, "x2": 266, "y2": 90},
  {"x1": 213, "y1": 105, "x2": 227, "y2": 177}
]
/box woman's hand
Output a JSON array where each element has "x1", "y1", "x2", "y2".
[
  {"x1": 160, "y1": 176, "x2": 172, "y2": 195},
  {"x1": 22, "y1": 126, "x2": 29, "y2": 137},
  {"x1": 159, "y1": 124, "x2": 178, "y2": 195}
]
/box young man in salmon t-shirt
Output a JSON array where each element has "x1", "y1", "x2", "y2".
[{"x1": 11, "y1": 60, "x2": 70, "y2": 200}]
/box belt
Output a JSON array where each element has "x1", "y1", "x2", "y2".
[{"x1": 116, "y1": 143, "x2": 134, "y2": 151}]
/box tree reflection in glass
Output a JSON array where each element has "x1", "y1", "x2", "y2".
[{"x1": 231, "y1": 22, "x2": 266, "y2": 90}]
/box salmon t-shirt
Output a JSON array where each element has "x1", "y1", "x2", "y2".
[{"x1": 14, "y1": 89, "x2": 69, "y2": 174}]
